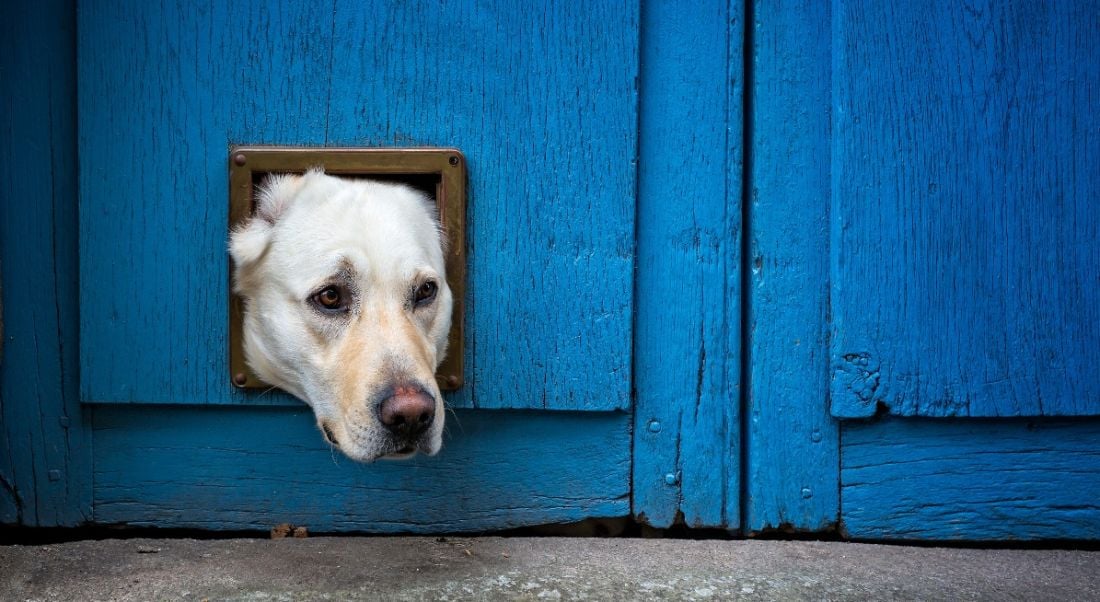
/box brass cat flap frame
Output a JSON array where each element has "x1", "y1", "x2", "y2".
[{"x1": 228, "y1": 147, "x2": 467, "y2": 391}]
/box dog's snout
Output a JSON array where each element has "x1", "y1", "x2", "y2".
[{"x1": 379, "y1": 386, "x2": 435, "y2": 437}]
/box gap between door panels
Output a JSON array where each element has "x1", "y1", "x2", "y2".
[{"x1": 630, "y1": 0, "x2": 842, "y2": 535}]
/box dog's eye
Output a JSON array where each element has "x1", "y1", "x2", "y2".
[
  {"x1": 312, "y1": 285, "x2": 348, "y2": 312},
  {"x1": 414, "y1": 280, "x2": 438, "y2": 306}
]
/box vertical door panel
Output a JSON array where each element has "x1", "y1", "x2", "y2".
[
  {"x1": 0, "y1": 0, "x2": 90, "y2": 527},
  {"x1": 78, "y1": 0, "x2": 638, "y2": 410},
  {"x1": 633, "y1": 0, "x2": 742, "y2": 529},
  {"x1": 744, "y1": 0, "x2": 839, "y2": 533}
]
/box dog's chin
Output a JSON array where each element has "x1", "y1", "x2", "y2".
[
  {"x1": 334, "y1": 444, "x2": 395, "y2": 464},
  {"x1": 326, "y1": 432, "x2": 440, "y2": 463}
]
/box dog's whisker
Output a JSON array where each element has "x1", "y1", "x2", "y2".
[
  {"x1": 444, "y1": 407, "x2": 464, "y2": 433},
  {"x1": 254, "y1": 384, "x2": 280, "y2": 400}
]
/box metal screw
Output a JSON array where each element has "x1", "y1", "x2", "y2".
[
  {"x1": 664, "y1": 473, "x2": 679, "y2": 486},
  {"x1": 234, "y1": 153, "x2": 247, "y2": 166},
  {"x1": 801, "y1": 487, "x2": 813, "y2": 499},
  {"x1": 647, "y1": 420, "x2": 661, "y2": 433},
  {"x1": 445, "y1": 375, "x2": 460, "y2": 388},
  {"x1": 232, "y1": 373, "x2": 248, "y2": 387},
  {"x1": 49, "y1": 470, "x2": 62, "y2": 482},
  {"x1": 810, "y1": 429, "x2": 822, "y2": 443},
  {"x1": 59, "y1": 416, "x2": 71, "y2": 428},
  {"x1": 448, "y1": 155, "x2": 459, "y2": 167}
]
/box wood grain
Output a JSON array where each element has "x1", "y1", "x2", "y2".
[
  {"x1": 743, "y1": 0, "x2": 839, "y2": 533},
  {"x1": 632, "y1": 0, "x2": 742, "y2": 529},
  {"x1": 92, "y1": 407, "x2": 630, "y2": 532},
  {"x1": 842, "y1": 418, "x2": 1100, "y2": 540},
  {"x1": 0, "y1": 0, "x2": 91, "y2": 526},
  {"x1": 78, "y1": 0, "x2": 638, "y2": 410},
  {"x1": 830, "y1": 1, "x2": 1100, "y2": 418}
]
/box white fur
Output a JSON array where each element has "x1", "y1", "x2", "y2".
[{"x1": 230, "y1": 169, "x2": 452, "y2": 462}]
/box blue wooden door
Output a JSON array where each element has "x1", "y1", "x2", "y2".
[
  {"x1": 745, "y1": 0, "x2": 1100, "y2": 540},
  {"x1": 62, "y1": 0, "x2": 743, "y2": 531},
  {"x1": 75, "y1": 0, "x2": 637, "y2": 531},
  {"x1": 6, "y1": 0, "x2": 1097, "y2": 539},
  {"x1": 828, "y1": 0, "x2": 1100, "y2": 540}
]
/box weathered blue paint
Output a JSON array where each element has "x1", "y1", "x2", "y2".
[
  {"x1": 842, "y1": 418, "x2": 1100, "y2": 540},
  {"x1": 829, "y1": 1, "x2": 1100, "y2": 418},
  {"x1": 78, "y1": 0, "x2": 638, "y2": 411},
  {"x1": 92, "y1": 407, "x2": 630, "y2": 532},
  {"x1": 632, "y1": 0, "x2": 742, "y2": 529},
  {"x1": 743, "y1": 0, "x2": 839, "y2": 533},
  {"x1": 0, "y1": 0, "x2": 91, "y2": 527},
  {"x1": 4, "y1": 0, "x2": 1097, "y2": 540}
]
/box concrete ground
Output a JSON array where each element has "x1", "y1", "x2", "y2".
[{"x1": 1, "y1": 537, "x2": 1097, "y2": 601}]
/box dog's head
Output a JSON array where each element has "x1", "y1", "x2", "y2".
[{"x1": 229, "y1": 169, "x2": 452, "y2": 462}]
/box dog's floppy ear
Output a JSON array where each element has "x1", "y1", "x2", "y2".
[
  {"x1": 229, "y1": 173, "x2": 305, "y2": 269},
  {"x1": 229, "y1": 217, "x2": 273, "y2": 271}
]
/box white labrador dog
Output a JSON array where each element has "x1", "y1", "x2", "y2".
[{"x1": 229, "y1": 169, "x2": 452, "y2": 462}]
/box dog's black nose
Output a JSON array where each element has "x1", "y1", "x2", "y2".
[{"x1": 379, "y1": 386, "x2": 435, "y2": 437}]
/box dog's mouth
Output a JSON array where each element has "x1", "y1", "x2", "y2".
[
  {"x1": 320, "y1": 422, "x2": 339, "y2": 446},
  {"x1": 382, "y1": 445, "x2": 418, "y2": 460},
  {"x1": 381, "y1": 433, "x2": 437, "y2": 459},
  {"x1": 320, "y1": 420, "x2": 430, "y2": 461}
]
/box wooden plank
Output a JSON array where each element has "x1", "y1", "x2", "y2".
[
  {"x1": 743, "y1": 0, "x2": 838, "y2": 533},
  {"x1": 92, "y1": 407, "x2": 630, "y2": 532},
  {"x1": 78, "y1": 0, "x2": 638, "y2": 410},
  {"x1": 830, "y1": 1, "x2": 1100, "y2": 418},
  {"x1": 632, "y1": 0, "x2": 741, "y2": 529},
  {"x1": 842, "y1": 419, "x2": 1100, "y2": 540},
  {"x1": 0, "y1": 0, "x2": 91, "y2": 526}
]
